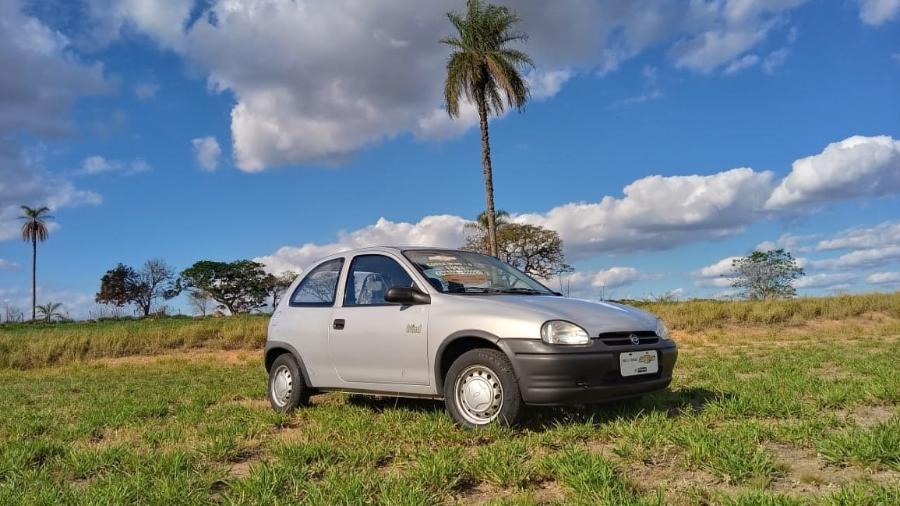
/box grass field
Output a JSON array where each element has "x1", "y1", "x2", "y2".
[{"x1": 1, "y1": 294, "x2": 898, "y2": 504}]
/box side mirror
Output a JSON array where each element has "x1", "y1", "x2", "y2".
[{"x1": 384, "y1": 286, "x2": 431, "y2": 305}]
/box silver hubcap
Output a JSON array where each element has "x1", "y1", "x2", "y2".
[
  {"x1": 271, "y1": 365, "x2": 293, "y2": 407},
  {"x1": 454, "y1": 365, "x2": 503, "y2": 425}
]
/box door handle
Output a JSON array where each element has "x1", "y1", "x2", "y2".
[{"x1": 333, "y1": 318, "x2": 345, "y2": 330}]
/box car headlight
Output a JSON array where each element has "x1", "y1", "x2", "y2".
[
  {"x1": 541, "y1": 320, "x2": 590, "y2": 345},
  {"x1": 656, "y1": 319, "x2": 670, "y2": 340}
]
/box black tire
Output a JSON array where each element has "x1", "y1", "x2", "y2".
[
  {"x1": 444, "y1": 348, "x2": 523, "y2": 428},
  {"x1": 268, "y1": 353, "x2": 310, "y2": 412}
]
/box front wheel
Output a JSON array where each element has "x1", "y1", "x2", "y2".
[
  {"x1": 444, "y1": 349, "x2": 523, "y2": 428},
  {"x1": 268, "y1": 353, "x2": 310, "y2": 412}
]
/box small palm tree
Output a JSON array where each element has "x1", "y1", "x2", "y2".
[
  {"x1": 19, "y1": 205, "x2": 53, "y2": 321},
  {"x1": 474, "y1": 209, "x2": 510, "y2": 229},
  {"x1": 36, "y1": 302, "x2": 64, "y2": 323},
  {"x1": 443, "y1": 0, "x2": 533, "y2": 257}
]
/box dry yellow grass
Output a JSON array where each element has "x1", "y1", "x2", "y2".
[
  {"x1": 2, "y1": 292, "x2": 897, "y2": 370},
  {"x1": 0, "y1": 315, "x2": 267, "y2": 369}
]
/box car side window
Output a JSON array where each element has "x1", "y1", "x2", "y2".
[
  {"x1": 344, "y1": 255, "x2": 415, "y2": 306},
  {"x1": 290, "y1": 258, "x2": 344, "y2": 306}
]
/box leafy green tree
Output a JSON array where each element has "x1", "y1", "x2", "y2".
[
  {"x1": 730, "y1": 249, "x2": 805, "y2": 300},
  {"x1": 443, "y1": 0, "x2": 532, "y2": 258},
  {"x1": 132, "y1": 259, "x2": 181, "y2": 316},
  {"x1": 35, "y1": 302, "x2": 64, "y2": 323},
  {"x1": 19, "y1": 205, "x2": 52, "y2": 321},
  {"x1": 96, "y1": 263, "x2": 139, "y2": 308},
  {"x1": 465, "y1": 220, "x2": 571, "y2": 280},
  {"x1": 95, "y1": 260, "x2": 180, "y2": 316},
  {"x1": 181, "y1": 260, "x2": 269, "y2": 314},
  {"x1": 266, "y1": 271, "x2": 299, "y2": 310}
]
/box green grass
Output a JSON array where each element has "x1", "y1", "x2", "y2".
[{"x1": 1, "y1": 309, "x2": 898, "y2": 504}]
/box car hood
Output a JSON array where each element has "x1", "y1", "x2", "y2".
[{"x1": 459, "y1": 295, "x2": 658, "y2": 336}]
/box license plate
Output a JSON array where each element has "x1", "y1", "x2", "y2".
[{"x1": 619, "y1": 350, "x2": 658, "y2": 377}]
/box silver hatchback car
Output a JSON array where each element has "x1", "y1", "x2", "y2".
[{"x1": 265, "y1": 247, "x2": 677, "y2": 427}]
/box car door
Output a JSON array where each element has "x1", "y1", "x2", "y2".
[
  {"x1": 275, "y1": 257, "x2": 344, "y2": 385},
  {"x1": 329, "y1": 253, "x2": 430, "y2": 385}
]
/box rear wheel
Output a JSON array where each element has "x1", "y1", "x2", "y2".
[
  {"x1": 444, "y1": 349, "x2": 523, "y2": 428},
  {"x1": 268, "y1": 354, "x2": 310, "y2": 412}
]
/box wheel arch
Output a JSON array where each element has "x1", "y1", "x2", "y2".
[
  {"x1": 434, "y1": 330, "x2": 518, "y2": 391},
  {"x1": 264, "y1": 341, "x2": 312, "y2": 386}
]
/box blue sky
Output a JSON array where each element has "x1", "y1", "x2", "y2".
[{"x1": 0, "y1": 0, "x2": 899, "y2": 317}]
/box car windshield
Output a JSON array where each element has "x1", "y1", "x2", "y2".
[{"x1": 403, "y1": 250, "x2": 555, "y2": 295}]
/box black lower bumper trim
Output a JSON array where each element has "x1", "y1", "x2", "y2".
[{"x1": 497, "y1": 338, "x2": 678, "y2": 406}]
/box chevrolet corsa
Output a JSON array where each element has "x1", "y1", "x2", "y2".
[{"x1": 265, "y1": 247, "x2": 677, "y2": 428}]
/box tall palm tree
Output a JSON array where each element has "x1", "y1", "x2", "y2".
[
  {"x1": 19, "y1": 205, "x2": 52, "y2": 321},
  {"x1": 443, "y1": 0, "x2": 532, "y2": 257}
]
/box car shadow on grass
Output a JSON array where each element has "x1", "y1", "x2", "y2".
[
  {"x1": 344, "y1": 394, "x2": 445, "y2": 414},
  {"x1": 522, "y1": 386, "x2": 727, "y2": 431},
  {"x1": 339, "y1": 386, "x2": 727, "y2": 430}
]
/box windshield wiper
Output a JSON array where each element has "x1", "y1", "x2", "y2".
[
  {"x1": 446, "y1": 287, "x2": 498, "y2": 294},
  {"x1": 495, "y1": 287, "x2": 546, "y2": 295}
]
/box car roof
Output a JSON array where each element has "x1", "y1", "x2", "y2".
[{"x1": 310, "y1": 246, "x2": 465, "y2": 264}]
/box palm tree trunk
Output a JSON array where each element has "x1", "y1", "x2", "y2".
[
  {"x1": 31, "y1": 236, "x2": 36, "y2": 322},
  {"x1": 476, "y1": 94, "x2": 499, "y2": 257}
]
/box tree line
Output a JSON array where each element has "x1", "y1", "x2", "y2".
[{"x1": 94, "y1": 259, "x2": 298, "y2": 317}]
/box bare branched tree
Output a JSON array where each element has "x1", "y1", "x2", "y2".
[{"x1": 187, "y1": 290, "x2": 215, "y2": 317}]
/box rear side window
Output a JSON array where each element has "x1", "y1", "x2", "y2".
[
  {"x1": 290, "y1": 259, "x2": 344, "y2": 306},
  {"x1": 344, "y1": 255, "x2": 415, "y2": 306}
]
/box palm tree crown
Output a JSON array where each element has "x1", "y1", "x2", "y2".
[
  {"x1": 473, "y1": 209, "x2": 510, "y2": 229},
  {"x1": 442, "y1": 0, "x2": 533, "y2": 118},
  {"x1": 20, "y1": 206, "x2": 52, "y2": 243}
]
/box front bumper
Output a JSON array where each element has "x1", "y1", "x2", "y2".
[{"x1": 497, "y1": 338, "x2": 678, "y2": 406}]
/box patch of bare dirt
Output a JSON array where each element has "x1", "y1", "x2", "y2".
[
  {"x1": 225, "y1": 447, "x2": 266, "y2": 480},
  {"x1": 621, "y1": 455, "x2": 726, "y2": 497},
  {"x1": 839, "y1": 404, "x2": 897, "y2": 428},
  {"x1": 533, "y1": 480, "x2": 566, "y2": 504},
  {"x1": 767, "y1": 442, "x2": 900, "y2": 495},
  {"x1": 810, "y1": 361, "x2": 853, "y2": 380},
  {"x1": 226, "y1": 460, "x2": 254, "y2": 479},
  {"x1": 453, "y1": 482, "x2": 505, "y2": 504}
]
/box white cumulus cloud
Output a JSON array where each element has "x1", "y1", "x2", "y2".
[
  {"x1": 866, "y1": 271, "x2": 900, "y2": 284},
  {"x1": 795, "y1": 272, "x2": 856, "y2": 289},
  {"x1": 254, "y1": 215, "x2": 471, "y2": 274},
  {"x1": 811, "y1": 245, "x2": 900, "y2": 270},
  {"x1": 816, "y1": 221, "x2": 900, "y2": 252},
  {"x1": 765, "y1": 135, "x2": 900, "y2": 210},
  {"x1": 693, "y1": 256, "x2": 740, "y2": 287},
  {"x1": 564, "y1": 267, "x2": 643, "y2": 299},
  {"x1": 857, "y1": 0, "x2": 900, "y2": 25},
  {"x1": 79, "y1": 155, "x2": 152, "y2": 176},
  {"x1": 516, "y1": 167, "x2": 775, "y2": 258},
  {"x1": 192, "y1": 136, "x2": 222, "y2": 171}
]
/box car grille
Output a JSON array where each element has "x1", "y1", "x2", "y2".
[{"x1": 597, "y1": 331, "x2": 658, "y2": 346}]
